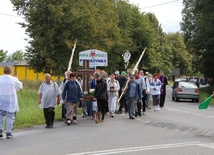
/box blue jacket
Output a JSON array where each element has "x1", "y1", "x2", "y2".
[
  {"x1": 62, "y1": 80, "x2": 83, "y2": 103},
  {"x1": 89, "y1": 79, "x2": 96, "y2": 89},
  {"x1": 124, "y1": 81, "x2": 142, "y2": 100}
]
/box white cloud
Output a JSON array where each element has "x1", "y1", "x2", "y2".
[{"x1": 129, "y1": 0, "x2": 183, "y2": 32}]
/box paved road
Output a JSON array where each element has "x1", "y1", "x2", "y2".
[{"x1": 1, "y1": 85, "x2": 214, "y2": 155}]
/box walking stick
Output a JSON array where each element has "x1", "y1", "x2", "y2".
[
  {"x1": 67, "y1": 39, "x2": 77, "y2": 71},
  {"x1": 117, "y1": 47, "x2": 147, "y2": 103}
]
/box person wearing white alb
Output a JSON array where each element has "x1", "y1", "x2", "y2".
[
  {"x1": 0, "y1": 66, "x2": 23, "y2": 139},
  {"x1": 107, "y1": 73, "x2": 120, "y2": 117},
  {"x1": 150, "y1": 73, "x2": 162, "y2": 111}
]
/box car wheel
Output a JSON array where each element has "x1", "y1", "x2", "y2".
[
  {"x1": 196, "y1": 99, "x2": 199, "y2": 102},
  {"x1": 175, "y1": 95, "x2": 179, "y2": 102},
  {"x1": 192, "y1": 99, "x2": 195, "y2": 102}
]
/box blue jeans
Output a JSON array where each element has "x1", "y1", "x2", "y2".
[
  {"x1": 0, "y1": 110, "x2": 16, "y2": 134},
  {"x1": 86, "y1": 101, "x2": 93, "y2": 117}
]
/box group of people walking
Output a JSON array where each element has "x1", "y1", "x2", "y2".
[
  {"x1": 41, "y1": 69, "x2": 168, "y2": 126},
  {"x1": 0, "y1": 65, "x2": 168, "y2": 139}
]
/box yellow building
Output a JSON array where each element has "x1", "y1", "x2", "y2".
[{"x1": 0, "y1": 61, "x2": 63, "y2": 81}]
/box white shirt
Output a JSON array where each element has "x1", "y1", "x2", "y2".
[
  {"x1": 150, "y1": 79, "x2": 162, "y2": 95},
  {"x1": 107, "y1": 79, "x2": 120, "y2": 97},
  {"x1": 38, "y1": 81, "x2": 60, "y2": 108},
  {"x1": 0, "y1": 74, "x2": 23, "y2": 112}
]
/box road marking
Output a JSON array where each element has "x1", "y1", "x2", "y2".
[
  {"x1": 166, "y1": 108, "x2": 211, "y2": 117},
  {"x1": 197, "y1": 143, "x2": 214, "y2": 149},
  {"x1": 66, "y1": 142, "x2": 202, "y2": 155},
  {"x1": 194, "y1": 113, "x2": 203, "y2": 116},
  {"x1": 183, "y1": 111, "x2": 190, "y2": 114}
]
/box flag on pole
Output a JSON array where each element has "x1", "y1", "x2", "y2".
[{"x1": 198, "y1": 95, "x2": 213, "y2": 110}]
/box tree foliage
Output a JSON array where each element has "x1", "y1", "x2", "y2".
[
  {"x1": 0, "y1": 49, "x2": 8, "y2": 62},
  {"x1": 181, "y1": 0, "x2": 214, "y2": 80},
  {"x1": 11, "y1": 0, "x2": 193, "y2": 78},
  {"x1": 6, "y1": 50, "x2": 25, "y2": 62}
]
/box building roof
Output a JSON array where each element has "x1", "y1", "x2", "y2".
[
  {"x1": 14, "y1": 60, "x2": 28, "y2": 66},
  {"x1": 0, "y1": 62, "x2": 15, "y2": 66}
]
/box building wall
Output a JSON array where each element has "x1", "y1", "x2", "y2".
[{"x1": 0, "y1": 66, "x2": 63, "y2": 81}]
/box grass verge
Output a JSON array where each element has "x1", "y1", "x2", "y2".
[
  {"x1": 199, "y1": 85, "x2": 214, "y2": 104},
  {"x1": 15, "y1": 89, "x2": 64, "y2": 128}
]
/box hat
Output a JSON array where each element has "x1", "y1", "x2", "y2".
[
  {"x1": 115, "y1": 71, "x2": 119, "y2": 74},
  {"x1": 121, "y1": 71, "x2": 126, "y2": 76},
  {"x1": 130, "y1": 74, "x2": 135, "y2": 79}
]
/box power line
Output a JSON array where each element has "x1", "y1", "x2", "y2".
[
  {"x1": 0, "y1": 12, "x2": 24, "y2": 18},
  {"x1": 140, "y1": 0, "x2": 179, "y2": 9}
]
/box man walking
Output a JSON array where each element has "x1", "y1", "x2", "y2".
[
  {"x1": 0, "y1": 66, "x2": 23, "y2": 139},
  {"x1": 38, "y1": 73, "x2": 60, "y2": 128},
  {"x1": 124, "y1": 74, "x2": 142, "y2": 119}
]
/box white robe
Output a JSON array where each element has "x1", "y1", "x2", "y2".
[{"x1": 0, "y1": 74, "x2": 23, "y2": 112}]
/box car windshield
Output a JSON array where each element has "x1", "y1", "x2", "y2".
[{"x1": 180, "y1": 82, "x2": 197, "y2": 88}]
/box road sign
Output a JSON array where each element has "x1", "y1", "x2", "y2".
[
  {"x1": 172, "y1": 68, "x2": 180, "y2": 76},
  {"x1": 79, "y1": 49, "x2": 108, "y2": 67}
]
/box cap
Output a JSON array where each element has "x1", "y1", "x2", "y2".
[
  {"x1": 115, "y1": 71, "x2": 119, "y2": 74},
  {"x1": 121, "y1": 71, "x2": 126, "y2": 76}
]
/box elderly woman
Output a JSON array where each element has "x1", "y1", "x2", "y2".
[{"x1": 150, "y1": 73, "x2": 162, "y2": 111}]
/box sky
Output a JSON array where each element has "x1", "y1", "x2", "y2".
[{"x1": 0, "y1": 0, "x2": 183, "y2": 53}]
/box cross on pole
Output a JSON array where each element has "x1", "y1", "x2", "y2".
[{"x1": 77, "y1": 60, "x2": 95, "y2": 95}]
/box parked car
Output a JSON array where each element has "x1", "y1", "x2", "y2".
[
  {"x1": 172, "y1": 81, "x2": 200, "y2": 102},
  {"x1": 175, "y1": 78, "x2": 187, "y2": 82}
]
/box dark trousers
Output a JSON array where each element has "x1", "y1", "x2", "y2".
[
  {"x1": 43, "y1": 107, "x2": 55, "y2": 126},
  {"x1": 141, "y1": 90, "x2": 147, "y2": 112},
  {"x1": 118, "y1": 97, "x2": 127, "y2": 113},
  {"x1": 97, "y1": 99, "x2": 107, "y2": 120},
  {"x1": 61, "y1": 104, "x2": 66, "y2": 119},
  {"x1": 142, "y1": 94, "x2": 147, "y2": 112},
  {"x1": 160, "y1": 94, "x2": 166, "y2": 107},
  {"x1": 136, "y1": 100, "x2": 142, "y2": 116}
]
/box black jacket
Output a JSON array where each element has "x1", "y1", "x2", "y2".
[{"x1": 94, "y1": 79, "x2": 108, "y2": 100}]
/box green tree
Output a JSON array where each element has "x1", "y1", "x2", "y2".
[
  {"x1": 0, "y1": 49, "x2": 7, "y2": 62},
  {"x1": 11, "y1": 0, "x2": 189, "y2": 77},
  {"x1": 12, "y1": 50, "x2": 24, "y2": 61},
  {"x1": 11, "y1": 0, "x2": 126, "y2": 75},
  {"x1": 181, "y1": 0, "x2": 214, "y2": 80},
  {"x1": 166, "y1": 32, "x2": 192, "y2": 76},
  {"x1": 5, "y1": 50, "x2": 24, "y2": 62}
]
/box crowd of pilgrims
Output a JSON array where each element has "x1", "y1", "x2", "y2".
[{"x1": 38, "y1": 69, "x2": 168, "y2": 128}]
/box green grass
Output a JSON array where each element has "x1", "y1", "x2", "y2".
[
  {"x1": 15, "y1": 89, "x2": 64, "y2": 128},
  {"x1": 199, "y1": 85, "x2": 214, "y2": 104}
]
